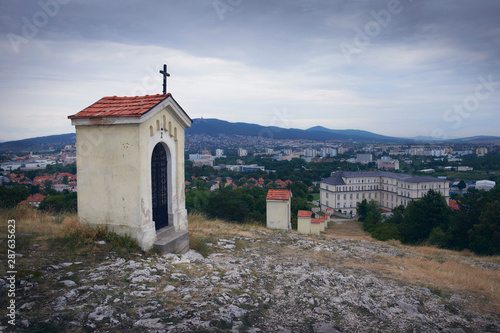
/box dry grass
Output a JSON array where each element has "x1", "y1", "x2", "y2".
[
  {"x1": 0, "y1": 206, "x2": 78, "y2": 255},
  {"x1": 326, "y1": 220, "x2": 500, "y2": 312},
  {"x1": 0, "y1": 206, "x2": 140, "y2": 256},
  {"x1": 324, "y1": 219, "x2": 374, "y2": 241},
  {"x1": 0, "y1": 205, "x2": 95, "y2": 244},
  {"x1": 188, "y1": 212, "x2": 268, "y2": 238},
  {"x1": 188, "y1": 212, "x2": 268, "y2": 257},
  {"x1": 401, "y1": 245, "x2": 500, "y2": 311},
  {"x1": 0, "y1": 205, "x2": 74, "y2": 238},
  {"x1": 350, "y1": 253, "x2": 500, "y2": 312}
]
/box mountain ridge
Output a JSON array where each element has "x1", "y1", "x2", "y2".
[
  {"x1": 1, "y1": 119, "x2": 499, "y2": 153},
  {"x1": 187, "y1": 118, "x2": 406, "y2": 142},
  {"x1": 0, "y1": 133, "x2": 76, "y2": 153},
  {"x1": 306, "y1": 125, "x2": 396, "y2": 140}
]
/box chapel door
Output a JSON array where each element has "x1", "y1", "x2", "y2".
[{"x1": 151, "y1": 143, "x2": 168, "y2": 230}]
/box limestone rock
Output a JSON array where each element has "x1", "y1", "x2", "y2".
[
  {"x1": 133, "y1": 318, "x2": 165, "y2": 329},
  {"x1": 60, "y1": 280, "x2": 77, "y2": 287},
  {"x1": 88, "y1": 306, "x2": 114, "y2": 321},
  {"x1": 10, "y1": 228, "x2": 500, "y2": 332}
]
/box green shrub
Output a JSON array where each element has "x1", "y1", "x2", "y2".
[{"x1": 371, "y1": 223, "x2": 399, "y2": 241}]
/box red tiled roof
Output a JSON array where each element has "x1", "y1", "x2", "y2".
[
  {"x1": 68, "y1": 94, "x2": 170, "y2": 119},
  {"x1": 33, "y1": 175, "x2": 53, "y2": 185},
  {"x1": 449, "y1": 200, "x2": 459, "y2": 211},
  {"x1": 297, "y1": 210, "x2": 312, "y2": 218},
  {"x1": 20, "y1": 193, "x2": 46, "y2": 204},
  {"x1": 57, "y1": 172, "x2": 75, "y2": 178},
  {"x1": 266, "y1": 189, "x2": 291, "y2": 201},
  {"x1": 311, "y1": 218, "x2": 321, "y2": 224}
]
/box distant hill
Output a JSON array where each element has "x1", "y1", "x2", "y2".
[
  {"x1": 1, "y1": 120, "x2": 497, "y2": 153},
  {"x1": 0, "y1": 133, "x2": 76, "y2": 153},
  {"x1": 450, "y1": 136, "x2": 500, "y2": 144},
  {"x1": 306, "y1": 126, "x2": 399, "y2": 141},
  {"x1": 187, "y1": 118, "x2": 407, "y2": 143}
]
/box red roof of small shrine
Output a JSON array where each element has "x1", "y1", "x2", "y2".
[
  {"x1": 68, "y1": 94, "x2": 170, "y2": 119},
  {"x1": 266, "y1": 189, "x2": 291, "y2": 201},
  {"x1": 311, "y1": 218, "x2": 321, "y2": 224},
  {"x1": 297, "y1": 210, "x2": 312, "y2": 218}
]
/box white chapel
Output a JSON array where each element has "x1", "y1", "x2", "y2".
[{"x1": 68, "y1": 93, "x2": 192, "y2": 252}]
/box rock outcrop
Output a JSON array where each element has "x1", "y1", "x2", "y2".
[{"x1": 1, "y1": 230, "x2": 499, "y2": 332}]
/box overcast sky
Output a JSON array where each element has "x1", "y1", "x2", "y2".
[{"x1": 1, "y1": 0, "x2": 499, "y2": 141}]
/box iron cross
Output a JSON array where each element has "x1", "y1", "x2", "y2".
[{"x1": 159, "y1": 64, "x2": 170, "y2": 95}]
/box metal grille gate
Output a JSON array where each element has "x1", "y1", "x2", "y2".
[{"x1": 151, "y1": 143, "x2": 168, "y2": 230}]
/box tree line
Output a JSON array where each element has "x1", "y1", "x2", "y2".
[
  {"x1": 0, "y1": 163, "x2": 78, "y2": 213},
  {"x1": 9, "y1": 162, "x2": 76, "y2": 181},
  {"x1": 0, "y1": 183, "x2": 77, "y2": 213},
  {"x1": 358, "y1": 187, "x2": 500, "y2": 255},
  {"x1": 186, "y1": 181, "x2": 312, "y2": 227}
]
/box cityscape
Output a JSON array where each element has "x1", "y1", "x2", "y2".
[{"x1": 1, "y1": 128, "x2": 497, "y2": 205}]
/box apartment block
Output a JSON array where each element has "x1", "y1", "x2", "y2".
[{"x1": 320, "y1": 171, "x2": 450, "y2": 216}]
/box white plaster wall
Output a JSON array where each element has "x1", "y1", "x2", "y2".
[
  {"x1": 266, "y1": 200, "x2": 291, "y2": 230},
  {"x1": 297, "y1": 217, "x2": 311, "y2": 234},
  {"x1": 74, "y1": 100, "x2": 190, "y2": 251},
  {"x1": 310, "y1": 222, "x2": 321, "y2": 235},
  {"x1": 75, "y1": 125, "x2": 144, "y2": 241}
]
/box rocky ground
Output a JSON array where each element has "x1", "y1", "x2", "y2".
[{"x1": 1, "y1": 220, "x2": 499, "y2": 332}]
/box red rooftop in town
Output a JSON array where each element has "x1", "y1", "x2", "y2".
[
  {"x1": 297, "y1": 210, "x2": 312, "y2": 218},
  {"x1": 68, "y1": 94, "x2": 170, "y2": 119},
  {"x1": 19, "y1": 193, "x2": 46, "y2": 206},
  {"x1": 266, "y1": 189, "x2": 291, "y2": 201},
  {"x1": 449, "y1": 199, "x2": 460, "y2": 211}
]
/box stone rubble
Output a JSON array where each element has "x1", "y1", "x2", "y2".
[{"x1": 1, "y1": 230, "x2": 499, "y2": 332}]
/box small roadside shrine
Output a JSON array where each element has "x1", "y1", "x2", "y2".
[
  {"x1": 68, "y1": 92, "x2": 192, "y2": 253},
  {"x1": 297, "y1": 210, "x2": 312, "y2": 234},
  {"x1": 266, "y1": 189, "x2": 292, "y2": 230}
]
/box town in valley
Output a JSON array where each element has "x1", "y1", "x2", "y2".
[{"x1": 1, "y1": 131, "x2": 497, "y2": 212}]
